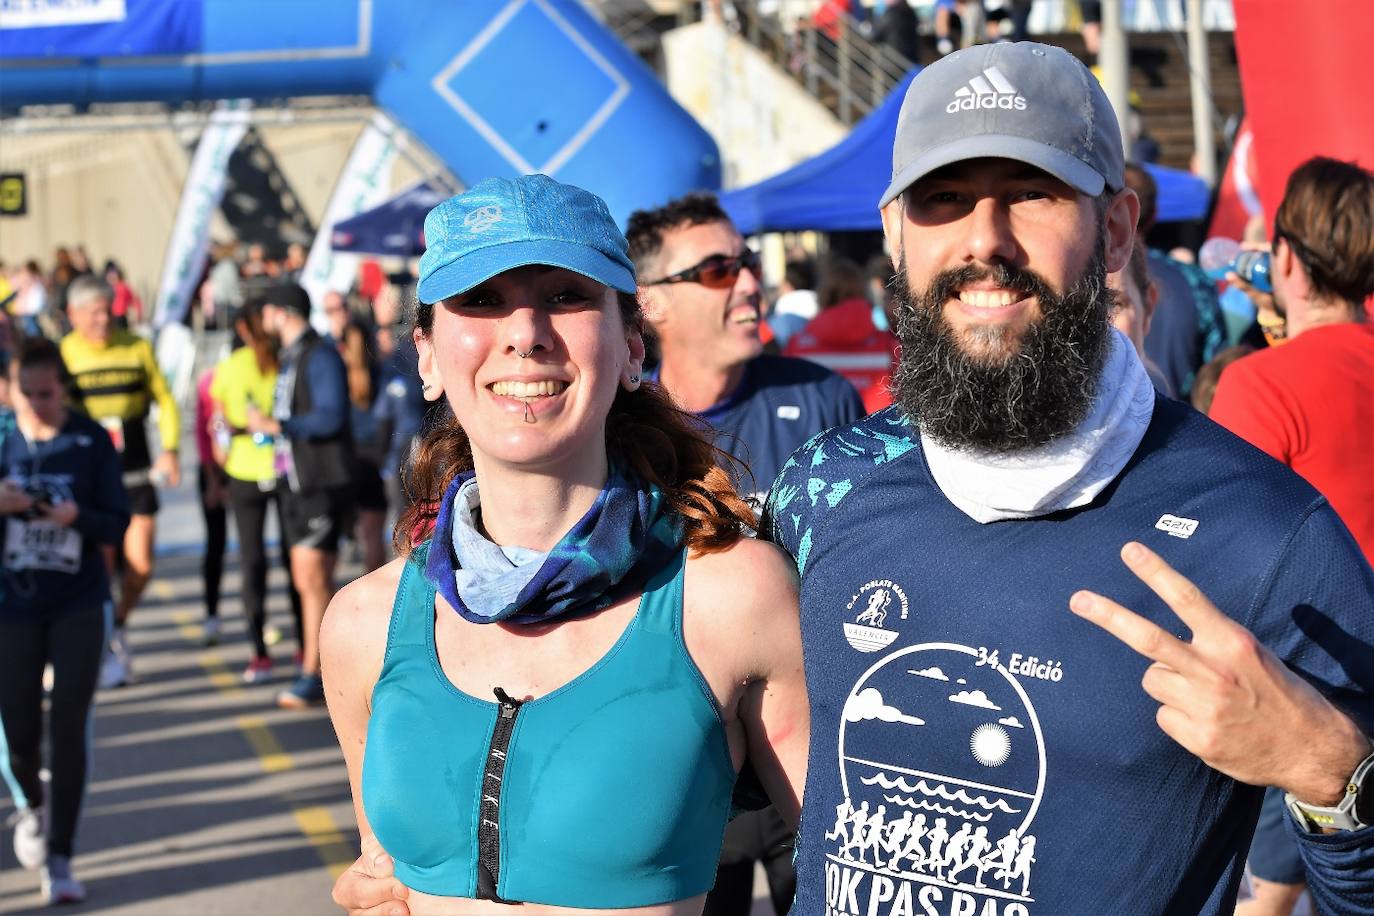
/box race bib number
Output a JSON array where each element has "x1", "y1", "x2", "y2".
[
  {"x1": 4, "y1": 516, "x2": 81, "y2": 574},
  {"x1": 100, "y1": 417, "x2": 125, "y2": 453}
]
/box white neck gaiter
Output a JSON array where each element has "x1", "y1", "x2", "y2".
[{"x1": 920, "y1": 330, "x2": 1156, "y2": 524}]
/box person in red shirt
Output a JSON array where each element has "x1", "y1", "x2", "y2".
[
  {"x1": 103, "y1": 261, "x2": 142, "y2": 329},
  {"x1": 785, "y1": 256, "x2": 898, "y2": 412},
  {"x1": 1209, "y1": 156, "x2": 1374, "y2": 916},
  {"x1": 1210, "y1": 157, "x2": 1374, "y2": 565}
]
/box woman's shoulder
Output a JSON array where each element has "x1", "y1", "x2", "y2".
[
  {"x1": 321, "y1": 555, "x2": 410, "y2": 678},
  {"x1": 330, "y1": 555, "x2": 409, "y2": 620},
  {"x1": 683, "y1": 536, "x2": 800, "y2": 625}
]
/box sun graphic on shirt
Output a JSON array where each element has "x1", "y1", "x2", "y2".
[{"x1": 970, "y1": 723, "x2": 1012, "y2": 767}]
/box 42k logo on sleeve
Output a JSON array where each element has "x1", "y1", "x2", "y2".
[{"x1": 823, "y1": 644, "x2": 1046, "y2": 916}]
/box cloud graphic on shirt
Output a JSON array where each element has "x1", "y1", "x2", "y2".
[
  {"x1": 949, "y1": 689, "x2": 1002, "y2": 711},
  {"x1": 998, "y1": 716, "x2": 1025, "y2": 729},
  {"x1": 908, "y1": 666, "x2": 949, "y2": 681},
  {"x1": 845, "y1": 688, "x2": 926, "y2": 726}
]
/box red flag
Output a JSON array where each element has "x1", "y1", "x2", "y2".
[
  {"x1": 1232, "y1": 0, "x2": 1374, "y2": 226},
  {"x1": 1208, "y1": 117, "x2": 1263, "y2": 242}
]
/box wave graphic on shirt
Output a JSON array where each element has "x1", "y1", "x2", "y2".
[
  {"x1": 880, "y1": 795, "x2": 995, "y2": 822},
  {"x1": 862, "y1": 772, "x2": 1021, "y2": 815}
]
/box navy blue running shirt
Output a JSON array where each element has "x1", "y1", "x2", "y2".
[
  {"x1": 653, "y1": 354, "x2": 863, "y2": 503},
  {"x1": 0, "y1": 411, "x2": 129, "y2": 618},
  {"x1": 762, "y1": 398, "x2": 1374, "y2": 915}
]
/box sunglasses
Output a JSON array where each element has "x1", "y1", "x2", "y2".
[{"x1": 646, "y1": 249, "x2": 762, "y2": 288}]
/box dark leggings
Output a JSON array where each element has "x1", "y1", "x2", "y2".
[
  {"x1": 0, "y1": 602, "x2": 106, "y2": 858},
  {"x1": 704, "y1": 808, "x2": 796, "y2": 915},
  {"x1": 199, "y1": 466, "x2": 228, "y2": 618},
  {"x1": 227, "y1": 476, "x2": 302, "y2": 658}
]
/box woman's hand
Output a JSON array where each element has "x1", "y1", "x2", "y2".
[
  {"x1": 332, "y1": 837, "x2": 410, "y2": 916},
  {"x1": 0, "y1": 480, "x2": 34, "y2": 516},
  {"x1": 41, "y1": 500, "x2": 79, "y2": 528}
]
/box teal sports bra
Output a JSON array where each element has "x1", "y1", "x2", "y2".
[{"x1": 361, "y1": 544, "x2": 737, "y2": 908}]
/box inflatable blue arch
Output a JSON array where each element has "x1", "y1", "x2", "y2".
[{"x1": 0, "y1": 0, "x2": 721, "y2": 223}]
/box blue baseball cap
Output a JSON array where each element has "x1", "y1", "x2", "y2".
[
  {"x1": 880, "y1": 42, "x2": 1125, "y2": 208},
  {"x1": 417, "y1": 174, "x2": 637, "y2": 305}
]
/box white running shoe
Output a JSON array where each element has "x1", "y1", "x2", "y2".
[
  {"x1": 98, "y1": 650, "x2": 128, "y2": 690},
  {"x1": 10, "y1": 807, "x2": 46, "y2": 870},
  {"x1": 99, "y1": 628, "x2": 133, "y2": 689},
  {"x1": 203, "y1": 617, "x2": 222, "y2": 646},
  {"x1": 40, "y1": 855, "x2": 85, "y2": 905}
]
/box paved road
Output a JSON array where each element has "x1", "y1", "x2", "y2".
[
  {"x1": 0, "y1": 490, "x2": 357, "y2": 914},
  {"x1": 0, "y1": 472, "x2": 777, "y2": 914}
]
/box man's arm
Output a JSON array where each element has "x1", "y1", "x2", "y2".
[
  {"x1": 140, "y1": 338, "x2": 181, "y2": 454},
  {"x1": 282, "y1": 345, "x2": 349, "y2": 440},
  {"x1": 1072, "y1": 517, "x2": 1374, "y2": 913}
]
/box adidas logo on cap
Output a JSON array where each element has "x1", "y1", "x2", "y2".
[{"x1": 946, "y1": 66, "x2": 1028, "y2": 113}]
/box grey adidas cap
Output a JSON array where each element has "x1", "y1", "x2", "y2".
[{"x1": 880, "y1": 42, "x2": 1125, "y2": 207}]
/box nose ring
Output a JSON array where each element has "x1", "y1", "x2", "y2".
[{"x1": 516, "y1": 347, "x2": 533, "y2": 359}]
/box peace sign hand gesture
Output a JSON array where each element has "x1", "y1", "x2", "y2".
[{"x1": 1070, "y1": 541, "x2": 1371, "y2": 808}]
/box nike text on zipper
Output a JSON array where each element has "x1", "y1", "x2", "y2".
[{"x1": 476, "y1": 687, "x2": 523, "y2": 903}]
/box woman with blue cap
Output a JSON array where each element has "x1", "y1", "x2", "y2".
[{"x1": 322, "y1": 174, "x2": 808, "y2": 914}]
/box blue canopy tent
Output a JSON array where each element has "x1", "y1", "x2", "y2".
[
  {"x1": 330, "y1": 180, "x2": 448, "y2": 258},
  {"x1": 719, "y1": 70, "x2": 1211, "y2": 235}
]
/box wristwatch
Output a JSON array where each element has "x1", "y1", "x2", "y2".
[{"x1": 1285, "y1": 747, "x2": 1374, "y2": 833}]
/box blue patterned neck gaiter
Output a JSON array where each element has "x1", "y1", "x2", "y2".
[{"x1": 424, "y1": 466, "x2": 684, "y2": 626}]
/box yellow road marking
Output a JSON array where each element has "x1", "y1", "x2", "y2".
[
  {"x1": 235, "y1": 716, "x2": 293, "y2": 773},
  {"x1": 151, "y1": 580, "x2": 174, "y2": 600},
  {"x1": 172, "y1": 613, "x2": 355, "y2": 877},
  {"x1": 293, "y1": 806, "x2": 357, "y2": 880}
]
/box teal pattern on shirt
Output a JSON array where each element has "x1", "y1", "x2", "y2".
[{"x1": 762, "y1": 405, "x2": 918, "y2": 576}]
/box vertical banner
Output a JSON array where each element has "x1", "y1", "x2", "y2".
[
  {"x1": 1233, "y1": 0, "x2": 1371, "y2": 225},
  {"x1": 301, "y1": 111, "x2": 402, "y2": 327},
  {"x1": 152, "y1": 100, "x2": 251, "y2": 328}
]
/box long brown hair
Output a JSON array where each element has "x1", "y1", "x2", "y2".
[
  {"x1": 397, "y1": 290, "x2": 756, "y2": 556},
  {"x1": 238, "y1": 299, "x2": 278, "y2": 376},
  {"x1": 340, "y1": 323, "x2": 375, "y2": 410}
]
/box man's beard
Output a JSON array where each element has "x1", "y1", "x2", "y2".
[{"x1": 890, "y1": 241, "x2": 1112, "y2": 453}]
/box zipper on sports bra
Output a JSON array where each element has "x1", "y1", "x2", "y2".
[{"x1": 476, "y1": 687, "x2": 524, "y2": 903}]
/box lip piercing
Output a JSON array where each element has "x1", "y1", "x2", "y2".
[
  {"x1": 523, "y1": 401, "x2": 536, "y2": 424},
  {"x1": 516, "y1": 347, "x2": 533, "y2": 359}
]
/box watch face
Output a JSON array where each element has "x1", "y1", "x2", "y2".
[{"x1": 1358, "y1": 771, "x2": 1374, "y2": 827}]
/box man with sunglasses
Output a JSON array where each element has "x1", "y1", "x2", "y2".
[
  {"x1": 626, "y1": 193, "x2": 863, "y2": 507},
  {"x1": 626, "y1": 193, "x2": 863, "y2": 916}
]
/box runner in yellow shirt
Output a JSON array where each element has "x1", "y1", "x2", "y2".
[{"x1": 60, "y1": 275, "x2": 180, "y2": 687}]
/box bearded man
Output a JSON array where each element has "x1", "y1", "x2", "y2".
[{"x1": 763, "y1": 43, "x2": 1374, "y2": 914}]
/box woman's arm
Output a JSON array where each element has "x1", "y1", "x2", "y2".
[
  {"x1": 69, "y1": 427, "x2": 130, "y2": 545},
  {"x1": 689, "y1": 538, "x2": 810, "y2": 828},
  {"x1": 321, "y1": 559, "x2": 413, "y2": 916}
]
